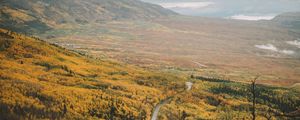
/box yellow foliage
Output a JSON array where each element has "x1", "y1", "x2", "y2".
[{"x1": 0, "y1": 29, "x2": 183, "y2": 119}]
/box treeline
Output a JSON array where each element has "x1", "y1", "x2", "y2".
[{"x1": 191, "y1": 75, "x2": 231, "y2": 83}]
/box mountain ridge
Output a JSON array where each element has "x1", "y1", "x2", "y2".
[
  {"x1": 0, "y1": 0, "x2": 177, "y2": 33},
  {"x1": 272, "y1": 12, "x2": 300, "y2": 31}
]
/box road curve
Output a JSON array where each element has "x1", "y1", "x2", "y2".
[
  {"x1": 150, "y1": 82, "x2": 193, "y2": 120},
  {"x1": 151, "y1": 98, "x2": 172, "y2": 120}
]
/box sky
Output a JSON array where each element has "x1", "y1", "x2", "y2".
[{"x1": 142, "y1": 0, "x2": 300, "y2": 20}]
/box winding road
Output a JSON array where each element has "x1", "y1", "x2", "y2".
[{"x1": 150, "y1": 82, "x2": 193, "y2": 120}]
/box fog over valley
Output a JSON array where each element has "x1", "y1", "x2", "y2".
[{"x1": 143, "y1": 0, "x2": 300, "y2": 20}]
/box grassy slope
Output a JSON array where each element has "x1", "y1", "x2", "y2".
[{"x1": 0, "y1": 28, "x2": 186, "y2": 119}]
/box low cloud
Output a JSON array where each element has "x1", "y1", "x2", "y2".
[
  {"x1": 280, "y1": 50, "x2": 295, "y2": 55},
  {"x1": 286, "y1": 39, "x2": 300, "y2": 48},
  {"x1": 255, "y1": 44, "x2": 278, "y2": 51},
  {"x1": 159, "y1": 2, "x2": 214, "y2": 9},
  {"x1": 230, "y1": 14, "x2": 275, "y2": 21},
  {"x1": 255, "y1": 44, "x2": 295, "y2": 55}
]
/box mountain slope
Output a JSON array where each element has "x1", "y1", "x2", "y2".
[
  {"x1": 0, "y1": 0, "x2": 176, "y2": 33},
  {"x1": 272, "y1": 12, "x2": 300, "y2": 31},
  {"x1": 0, "y1": 28, "x2": 185, "y2": 119},
  {"x1": 0, "y1": 28, "x2": 299, "y2": 119}
]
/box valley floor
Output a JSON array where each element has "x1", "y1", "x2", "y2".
[{"x1": 40, "y1": 16, "x2": 300, "y2": 86}]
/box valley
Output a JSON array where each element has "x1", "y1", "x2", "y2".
[
  {"x1": 39, "y1": 16, "x2": 300, "y2": 86},
  {"x1": 0, "y1": 0, "x2": 300, "y2": 119}
]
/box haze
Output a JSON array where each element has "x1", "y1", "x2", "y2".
[{"x1": 143, "y1": 0, "x2": 300, "y2": 20}]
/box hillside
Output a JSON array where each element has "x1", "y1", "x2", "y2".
[
  {"x1": 272, "y1": 12, "x2": 300, "y2": 31},
  {"x1": 1, "y1": 1, "x2": 300, "y2": 119},
  {"x1": 0, "y1": 28, "x2": 299, "y2": 119},
  {"x1": 0, "y1": 28, "x2": 186, "y2": 119},
  {"x1": 0, "y1": 0, "x2": 176, "y2": 33}
]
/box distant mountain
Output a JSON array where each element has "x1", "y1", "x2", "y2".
[
  {"x1": 272, "y1": 12, "x2": 300, "y2": 31},
  {"x1": 0, "y1": 0, "x2": 176, "y2": 33}
]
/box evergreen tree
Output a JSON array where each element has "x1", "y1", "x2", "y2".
[{"x1": 250, "y1": 76, "x2": 259, "y2": 120}]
